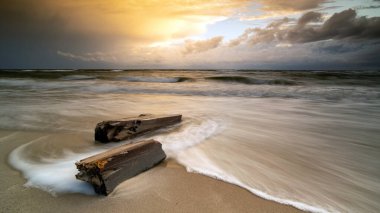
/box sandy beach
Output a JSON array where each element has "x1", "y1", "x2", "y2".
[
  {"x1": 0, "y1": 130, "x2": 301, "y2": 213},
  {"x1": 1, "y1": 70, "x2": 379, "y2": 212}
]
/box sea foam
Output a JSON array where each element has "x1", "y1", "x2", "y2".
[
  {"x1": 60, "y1": 75, "x2": 97, "y2": 81},
  {"x1": 176, "y1": 149, "x2": 328, "y2": 213},
  {"x1": 156, "y1": 119, "x2": 221, "y2": 156},
  {"x1": 7, "y1": 119, "x2": 329, "y2": 212},
  {"x1": 9, "y1": 136, "x2": 98, "y2": 196},
  {"x1": 119, "y1": 76, "x2": 190, "y2": 83},
  {"x1": 8, "y1": 119, "x2": 220, "y2": 196}
]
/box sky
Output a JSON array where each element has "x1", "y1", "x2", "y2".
[{"x1": 0, "y1": 0, "x2": 380, "y2": 69}]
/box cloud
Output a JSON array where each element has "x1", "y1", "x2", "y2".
[
  {"x1": 57, "y1": 51, "x2": 117, "y2": 62},
  {"x1": 182, "y1": 36, "x2": 224, "y2": 54},
  {"x1": 297, "y1": 11, "x2": 323, "y2": 26},
  {"x1": 240, "y1": 0, "x2": 326, "y2": 21},
  {"x1": 1, "y1": 0, "x2": 326, "y2": 44},
  {"x1": 231, "y1": 9, "x2": 380, "y2": 45},
  {"x1": 0, "y1": 0, "x2": 247, "y2": 67},
  {"x1": 228, "y1": 18, "x2": 291, "y2": 46},
  {"x1": 257, "y1": 0, "x2": 326, "y2": 12},
  {"x1": 234, "y1": 40, "x2": 380, "y2": 69},
  {"x1": 0, "y1": 0, "x2": 249, "y2": 43},
  {"x1": 161, "y1": 39, "x2": 380, "y2": 70},
  {"x1": 1, "y1": 0, "x2": 379, "y2": 70}
]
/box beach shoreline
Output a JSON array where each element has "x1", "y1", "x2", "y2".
[{"x1": 0, "y1": 130, "x2": 302, "y2": 213}]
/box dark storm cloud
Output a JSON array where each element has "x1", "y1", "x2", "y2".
[
  {"x1": 226, "y1": 8, "x2": 380, "y2": 70},
  {"x1": 326, "y1": 40, "x2": 380, "y2": 68},
  {"x1": 0, "y1": 1, "x2": 62, "y2": 37},
  {"x1": 317, "y1": 42, "x2": 360, "y2": 54},
  {"x1": 231, "y1": 9, "x2": 380, "y2": 45},
  {"x1": 297, "y1": 40, "x2": 380, "y2": 69},
  {"x1": 297, "y1": 11, "x2": 323, "y2": 26},
  {"x1": 0, "y1": 0, "x2": 122, "y2": 68},
  {"x1": 232, "y1": 40, "x2": 380, "y2": 70}
]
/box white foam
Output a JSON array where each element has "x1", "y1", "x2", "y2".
[
  {"x1": 0, "y1": 79, "x2": 36, "y2": 87},
  {"x1": 7, "y1": 118, "x2": 329, "y2": 212},
  {"x1": 155, "y1": 119, "x2": 221, "y2": 156},
  {"x1": 123, "y1": 76, "x2": 180, "y2": 83},
  {"x1": 8, "y1": 119, "x2": 221, "y2": 196},
  {"x1": 176, "y1": 149, "x2": 328, "y2": 213},
  {"x1": 60, "y1": 75, "x2": 96, "y2": 81},
  {"x1": 9, "y1": 137, "x2": 100, "y2": 196},
  {"x1": 0, "y1": 78, "x2": 75, "y2": 90},
  {"x1": 40, "y1": 69, "x2": 75, "y2": 72}
]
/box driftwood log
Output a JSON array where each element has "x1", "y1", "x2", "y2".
[
  {"x1": 95, "y1": 114, "x2": 182, "y2": 143},
  {"x1": 75, "y1": 139, "x2": 166, "y2": 195}
]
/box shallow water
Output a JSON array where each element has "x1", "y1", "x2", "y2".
[{"x1": 2, "y1": 70, "x2": 380, "y2": 212}]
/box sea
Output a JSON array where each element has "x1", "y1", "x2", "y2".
[{"x1": 1, "y1": 69, "x2": 379, "y2": 212}]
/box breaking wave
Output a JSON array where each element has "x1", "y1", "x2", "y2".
[
  {"x1": 157, "y1": 119, "x2": 221, "y2": 156},
  {"x1": 176, "y1": 149, "x2": 327, "y2": 213},
  {"x1": 117, "y1": 76, "x2": 192, "y2": 83},
  {"x1": 60, "y1": 75, "x2": 97, "y2": 81},
  {"x1": 8, "y1": 137, "x2": 98, "y2": 196},
  {"x1": 205, "y1": 76, "x2": 298, "y2": 85},
  {"x1": 8, "y1": 118, "x2": 220, "y2": 196}
]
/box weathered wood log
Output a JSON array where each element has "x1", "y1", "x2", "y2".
[
  {"x1": 75, "y1": 139, "x2": 166, "y2": 195},
  {"x1": 95, "y1": 114, "x2": 182, "y2": 143}
]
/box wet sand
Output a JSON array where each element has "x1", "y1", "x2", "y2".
[{"x1": 0, "y1": 130, "x2": 302, "y2": 213}]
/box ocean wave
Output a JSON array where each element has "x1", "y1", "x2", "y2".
[
  {"x1": 0, "y1": 78, "x2": 37, "y2": 87},
  {"x1": 176, "y1": 149, "x2": 328, "y2": 213},
  {"x1": 0, "y1": 78, "x2": 81, "y2": 90},
  {"x1": 19, "y1": 69, "x2": 75, "y2": 72},
  {"x1": 205, "y1": 76, "x2": 298, "y2": 85},
  {"x1": 8, "y1": 137, "x2": 98, "y2": 196},
  {"x1": 60, "y1": 75, "x2": 97, "y2": 81},
  {"x1": 283, "y1": 70, "x2": 380, "y2": 81},
  {"x1": 0, "y1": 69, "x2": 74, "y2": 72},
  {"x1": 1, "y1": 77, "x2": 378, "y2": 102},
  {"x1": 117, "y1": 76, "x2": 192, "y2": 83},
  {"x1": 156, "y1": 119, "x2": 221, "y2": 156}
]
